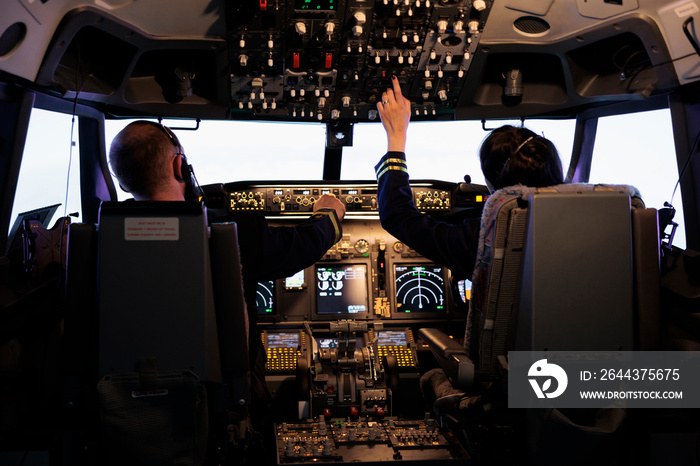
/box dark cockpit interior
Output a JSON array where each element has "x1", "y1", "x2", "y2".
[{"x1": 2, "y1": 1, "x2": 700, "y2": 465}]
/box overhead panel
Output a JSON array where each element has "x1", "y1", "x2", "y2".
[{"x1": 226, "y1": 0, "x2": 493, "y2": 123}]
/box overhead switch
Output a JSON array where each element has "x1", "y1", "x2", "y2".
[{"x1": 473, "y1": 0, "x2": 487, "y2": 11}]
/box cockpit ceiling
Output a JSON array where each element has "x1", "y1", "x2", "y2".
[{"x1": 0, "y1": 0, "x2": 696, "y2": 122}]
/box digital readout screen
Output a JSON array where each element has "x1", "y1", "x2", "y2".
[
  {"x1": 316, "y1": 264, "x2": 367, "y2": 314},
  {"x1": 377, "y1": 330, "x2": 408, "y2": 347},
  {"x1": 267, "y1": 332, "x2": 300, "y2": 349}
]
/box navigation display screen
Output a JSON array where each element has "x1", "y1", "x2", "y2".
[
  {"x1": 267, "y1": 331, "x2": 300, "y2": 349},
  {"x1": 394, "y1": 264, "x2": 446, "y2": 313},
  {"x1": 316, "y1": 264, "x2": 368, "y2": 314}
]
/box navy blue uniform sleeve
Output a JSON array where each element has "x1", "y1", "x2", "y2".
[
  {"x1": 229, "y1": 209, "x2": 341, "y2": 282},
  {"x1": 375, "y1": 151, "x2": 478, "y2": 279}
]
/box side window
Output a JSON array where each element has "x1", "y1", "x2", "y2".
[
  {"x1": 8, "y1": 108, "x2": 81, "y2": 238},
  {"x1": 588, "y1": 109, "x2": 685, "y2": 249}
]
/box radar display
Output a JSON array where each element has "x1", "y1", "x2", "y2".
[{"x1": 395, "y1": 265, "x2": 445, "y2": 313}]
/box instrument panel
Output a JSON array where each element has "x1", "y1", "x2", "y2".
[
  {"x1": 202, "y1": 179, "x2": 485, "y2": 322},
  {"x1": 254, "y1": 218, "x2": 461, "y2": 322}
]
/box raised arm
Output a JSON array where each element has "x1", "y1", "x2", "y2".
[
  {"x1": 377, "y1": 75, "x2": 412, "y2": 153},
  {"x1": 374, "y1": 77, "x2": 479, "y2": 279}
]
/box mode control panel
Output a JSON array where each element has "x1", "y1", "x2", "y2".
[
  {"x1": 413, "y1": 188, "x2": 450, "y2": 212},
  {"x1": 227, "y1": 184, "x2": 379, "y2": 214},
  {"x1": 229, "y1": 190, "x2": 266, "y2": 211},
  {"x1": 223, "y1": 181, "x2": 471, "y2": 215}
]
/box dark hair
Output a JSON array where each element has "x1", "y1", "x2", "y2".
[
  {"x1": 479, "y1": 125, "x2": 564, "y2": 190},
  {"x1": 109, "y1": 121, "x2": 178, "y2": 197}
]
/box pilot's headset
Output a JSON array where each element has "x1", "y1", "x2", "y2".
[{"x1": 148, "y1": 121, "x2": 205, "y2": 204}]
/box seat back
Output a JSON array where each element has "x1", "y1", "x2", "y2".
[
  {"x1": 467, "y1": 184, "x2": 659, "y2": 380},
  {"x1": 96, "y1": 201, "x2": 222, "y2": 382},
  {"x1": 63, "y1": 202, "x2": 251, "y2": 464}
]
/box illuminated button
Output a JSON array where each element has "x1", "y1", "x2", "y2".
[{"x1": 350, "y1": 407, "x2": 359, "y2": 417}]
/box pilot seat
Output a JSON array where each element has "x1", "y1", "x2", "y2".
[
  {"x1": 419, "y1": 183, "x2": 660, "y2": 465},
  {"x1": 63, "y1": 201, "x2": 251, "y2": 466}
]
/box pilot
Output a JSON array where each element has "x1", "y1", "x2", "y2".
[
  {"x1": 108, "y1": 120, "x2": 346, "y2": 426},
  {"x1": 375, "y1": 76, "x2": 563, "y2": 279}
]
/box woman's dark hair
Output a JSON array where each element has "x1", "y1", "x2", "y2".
[{"x1": 479, "y1": 125, "x2": 564, "y2": 190}]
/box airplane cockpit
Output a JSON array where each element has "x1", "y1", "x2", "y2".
[{"x1": 2, "y1": 1, "x2": 700, "y2": 465}]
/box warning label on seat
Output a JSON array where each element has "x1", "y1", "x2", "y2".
[{"x1": 124, "y1": 218, "x2": 179, "y2": 241}]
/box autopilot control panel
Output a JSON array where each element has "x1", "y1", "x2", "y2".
[{"x1": 223, "y1": 180, "x2": 484, "y2": 215}]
